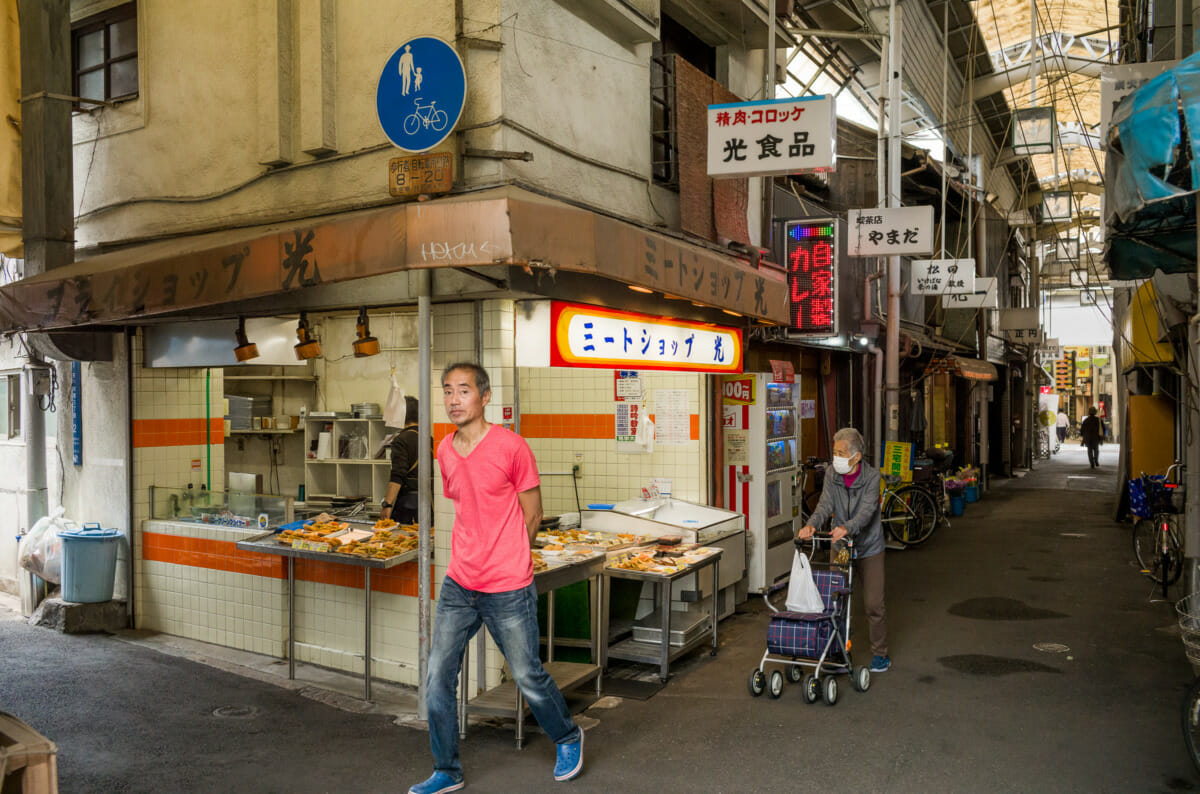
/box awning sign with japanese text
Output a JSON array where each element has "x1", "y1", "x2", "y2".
[
  {"x1": 999, "y1": 307, "x2": 1040, "y2": 343},
  {"x1": 941, "y1": 276, "x2": 997, "y2": 309},
  {"x1": 549, "y1": 302, "x2": 743, "y2": 374},
  {"x1": 911, "y1": 259, "x2": 976, "y2": 295},
  {"x1": 846, "y1": 206, "x2": 934, "y2": 256},
  {"x1": 707, "y1": 95, "x2": 836, "y2": 178},
  {"x1": 785, "y1": 219, "x2": 838, "y2": 337}
]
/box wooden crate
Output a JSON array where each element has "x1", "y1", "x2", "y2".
[{"x1": 0, "y1": 712, "x2": 58, "y2": 794}]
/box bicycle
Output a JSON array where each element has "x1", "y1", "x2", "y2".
[
  {"x1": 1175, "y1": 593, "x2": 1200, "y2": 772},
  {"x1": 796, "y1": 457, "x2": 826, "y2": 524},
  {"x1": 880, "y1": 476, "x2": 938, "y2": 547},
  {"x1": 403, "y1": 99, "x2": 449, "y2": 136},
  {"x1": 1132, "y1": 463, "x2": 1185, "y2": 598}
]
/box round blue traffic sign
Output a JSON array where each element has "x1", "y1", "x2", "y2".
[{"x1": 376, "y1": 36, "x2": 466, "y2": 153}]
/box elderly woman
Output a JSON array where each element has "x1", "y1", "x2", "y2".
[{"x1": 797, "y1": 427, "x2": 891, "y2": 673}]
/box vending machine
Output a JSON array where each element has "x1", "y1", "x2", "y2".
[{"x1": 722, "y1": 374, "x2": 799, "y2": 593}]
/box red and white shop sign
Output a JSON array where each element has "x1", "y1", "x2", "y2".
[
  {"x1": 769, "y1": 359, "x2": 794, "y2": 383},
  {"x1": 1039, "y1": 386, "x2": 1055, "y2": 395},
  {"x1": 503, "y1": 406, "x2": 513, "y2": 421},
  {"x1": 722, "y1": 374, "x2": 755, "y2": 404},
  {"x1": 550, "y1": 301, "x2": 743, "y2": 374}
]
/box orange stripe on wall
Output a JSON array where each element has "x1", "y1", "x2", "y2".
[
  {"x1": 432, "y1": 415, "x2": 699, "y2": 445},
  {"x1": 133, "y1": 418, "x2": 224, "y2": 448},
  {"x1": 142, "y1": 532, "x2": 428, "y2": 597}
]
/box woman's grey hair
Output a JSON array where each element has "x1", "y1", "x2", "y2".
[{"x1": 833, "y1": 427, "x2": 865, "y2": 456}]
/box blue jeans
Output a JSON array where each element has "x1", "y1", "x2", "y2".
[{"x1": 427, "y1": 576, "x2": 581, "y2": 777}]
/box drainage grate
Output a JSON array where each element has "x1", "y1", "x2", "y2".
[
  {"x1": 1059, "y1": 532, "x2": 1088, "y2": 538},
  {"x1": 1033, "y1": 642, "x2": 1070, "y2": 654},
  {"x1": 212, "y1": 705, "x2": 259, "y2": 719}
]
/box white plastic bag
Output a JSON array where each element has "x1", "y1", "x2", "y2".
[
  {"x1": 383, "y1": 374, "x2": 406, "y2": 428},
  {"x1": 785, "y1": 550, "x2": 826, "y2": 613},
  {"x1": 19, "y1": 506, "x2": 74, "y2": 585}
]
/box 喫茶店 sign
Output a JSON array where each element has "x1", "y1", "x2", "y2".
[
  {"x1": 911, "y1": 259, "x2": 976, "y2": 295},
  {"x1": 707, "y1": 95, "x2": 836, "y2": 178},
  {"x1": 548, "y1": 302, "x2": 743, "y2": 374},
  {"x1": 846, "y1": 207, "x2": 934, "y2": 256}
]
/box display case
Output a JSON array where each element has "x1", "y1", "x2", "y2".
[{"x1": 148, "y1": 486, "x2": 295, "y2": 526}]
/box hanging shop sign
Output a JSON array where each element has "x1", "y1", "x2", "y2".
[
  {"x1": 1100, "y1": 61, "x2": 1177, "y2": 147},
  {"x1": 707, "y1": 95, "x2": 836, "y2": 178},
  {"x1": 1041, "y1": 192, "x2": 1073, "y2": 224},
  {"x1": 882, "y1": 441, "x2": 913, "y2": 483},
  {"x1": 1056, "y1": 239, "x2": 1080, "y2": 263},
  {"x1": 769, "y1": 359, "x2": 795, "y2": 384},
  {"x1": 548, "y1": 302, "x2": 743, "y2": 373},
  {"x1": 998, "y1": 307, "x2": 1040, "y2": 343},
  {"x1": 1012, "y1": 106, "x2": 1055, "y2": 156},
  {"x1": 846, "y1": 206, "x2": 934, "y2": 257},
  {"x1": 376, "y1": 36, "x2": 466, "y2": 153},
  {"x1": 388, "y1": 152, "x2": 453, "y2": 197},
  {"x1": 1069, "y1": 267, "x2": 1088, "y2": 286},
  {"x1": 941, "y1": 277, "x2": 997, "y2": 309},
  {"x1": 911, "y1": 259, "x2": 976, "y2": 295},
  {"x1": 1039, "y1": 337, "x2": 1062, "y2": 363},
  {"x1": 784, "y1": 219, "x2": 837, "y2": 337}
]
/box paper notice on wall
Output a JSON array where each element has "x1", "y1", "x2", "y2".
[
  {"x1": 800, "y1": 399, "x2": 816, "y2": 419},
  {"x1": 614, "y1": 371, "x2": 643, "y2": 402},
  {"x1": 724, "y1": 430, "x2": 749, "y2": 465},
  {"x1": 722, "y1": 404, "x2": 743, "y2": 429},
  {"x1": 616, "y1": 403, "x2": 647, "y2": 453},
  {"x1": 655, "y1": 389, "x2": 690, "y2": 446}
]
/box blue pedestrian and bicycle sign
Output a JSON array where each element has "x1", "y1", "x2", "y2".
[{"x1": 376, "y1": 36, "x2": 466, "y2": 153}]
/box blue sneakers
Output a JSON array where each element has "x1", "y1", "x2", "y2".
[
  {"x1": 553, "y1": 730, "x2": 584, "y2": 782},
  {"x1": 408, "y1": 771, "x2": 465, "y2": 794},
  {"x1": 869, "y1": 655, "x2": 892, "y2": 673}
]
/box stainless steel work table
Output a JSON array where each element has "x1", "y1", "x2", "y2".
[
  {"x1": 236, "y1": 529, "x2": 418, "y2": 702},
  {"x1": 458, "y1": 552, "x2": 606, "y2": 748},
  {"x1": 603, "y1": 548, "x2": 722, "y2": 682}
]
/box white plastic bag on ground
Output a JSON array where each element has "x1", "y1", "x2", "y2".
[
  {"x1": 18, "y1": 506, "x2": 75, "y2": 585},
  {"x1": 785, "y1": 550, "x2": 826, "y2": 613},
  {"x1": 383, "y1": 374, "x2": 406, "y2": 428}
]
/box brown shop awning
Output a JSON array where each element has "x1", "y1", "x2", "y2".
[
  {"x1": 0, "y1": 186, "x2": 789, "y2": 332},
  {"x1": 924, "y1": 355, "x2": 999, "y2": 382}
]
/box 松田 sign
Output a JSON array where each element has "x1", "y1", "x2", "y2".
[
  {"x1": 707, "y1": 95, "x2": 836, "y2": 178},
  {"x1": 846, "y1": 207, "x2": 934, "y2": 256}
]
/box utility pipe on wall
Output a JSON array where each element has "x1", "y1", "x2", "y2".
[
  {"x1": 416, "y1": 270, "x2": 432, "y2": 718},
  {"x1": 867, "y1": 343, "x2": 884, "y2": 463},
  {"x1": 884, "y1": 0, "x2": 903, "y2": 443}
]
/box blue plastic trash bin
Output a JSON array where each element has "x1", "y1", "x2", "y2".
[
  {"x1": 59, "y1": 524, "x2": 123, "y2": 603},
  {"x1": 964, "y1": 485, "x2": 980, "y2": 503},
  {"x1": 949, "y1": 494, "x2": 966, "y2": 516}
]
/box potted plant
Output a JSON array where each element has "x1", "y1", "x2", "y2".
[
  {"x1": 958, "y1": 466, "x2": 981, "y2": 503},
  {"x1": 944, "y1": 476, "x2": 968, "y2": 516}
]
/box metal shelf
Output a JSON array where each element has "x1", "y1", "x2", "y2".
[
  {"x1": 225, "y1": 375, "x2": 317, "y2": 381},
  {"x1": 229, "y1": 429, "x2": 301, "y2": 435}
]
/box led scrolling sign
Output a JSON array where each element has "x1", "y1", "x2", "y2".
[{"x1": 785, "y1": 219, "x2": 838, "y2": 337}]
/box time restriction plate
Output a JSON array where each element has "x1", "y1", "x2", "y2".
[{"x1": 389, "y1": 152, "x2": 453, "y2": 197}]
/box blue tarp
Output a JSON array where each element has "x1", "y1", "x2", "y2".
[{"x1": 1106, "y1": 50, "x2": 1200, "y2": 278}]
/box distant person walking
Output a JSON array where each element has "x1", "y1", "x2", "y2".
[
  {"x1": 1080, "y1": 406, "x2": 1105, "y2": 469},
  {"x1": 1056, "y1": 410, "x2": 1069, "y2": 446}
]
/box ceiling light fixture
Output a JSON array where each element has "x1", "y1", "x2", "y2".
[
  {"x1": 234, "y1": 317, "x2": 259, "y2": 362},
  {"x1": 293, "y1": 312, "x2": 322, "y2": 360},
  {"x1": 628, "y1": 285, "x2": 654, "y2": 294},
  {"x1": 353, "y1": 307, "x2": 380, "y2": 357}
]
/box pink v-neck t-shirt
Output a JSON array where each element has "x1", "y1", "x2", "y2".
[{"x1": 437, "y1": 425, "x2": 540, "y2": 593}]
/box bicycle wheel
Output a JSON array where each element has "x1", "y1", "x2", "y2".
[
  {"x1": 1132, "y1": 517, "x2": 1158, "y2": 572},
  {"x1": 1182, "y1": 676, "x2": 1200, "y2": 773},
  {"x1": 1143, "y1": 514, "x2": 1184, "y2": 585},
  {"x1": 403, "y1": 113, "x2": 421, "y2": 136},
  {"x1": 430, "y1": 109, "x2": 449, "y2": 131},
  {"x1": 882, "y1": 487, "x2": 937, "y2": 547}
]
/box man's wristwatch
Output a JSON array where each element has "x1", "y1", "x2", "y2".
[{"x1": 380, "y1": 500, "x2": 392, "y2": 510}]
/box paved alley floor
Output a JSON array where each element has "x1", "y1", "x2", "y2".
[{"x1": 2, "y1": 442, "x2": 1197, "y2": 793}]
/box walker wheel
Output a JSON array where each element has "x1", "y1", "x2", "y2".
[
  {"x1": 786, "y1": 664, "x2": 803, "y2": 684},
  {"x1": 822, "y1": 675, "x2": 839, "y2": 706},
  {"x1": 802, "y1": 674, "x2": 819, "y2": 704},
  {"x1": 767, "y1": 670, "x2": 784, "y2": 698},
  {"x1": 853, "y1": 666, "x2": 871, "y2": 692},
  {"x1": 748, "y1": 669, "x2": 766, "y2": 697}
]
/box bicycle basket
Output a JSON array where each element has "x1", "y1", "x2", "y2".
[
  {"x1": 1176, "y1": 593, "x2": 1200, "y2": 666},
  {"x1": 1130, "y1": 475, "x2": 1169, "y2": 519}
]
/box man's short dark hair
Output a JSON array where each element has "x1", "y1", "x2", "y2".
[
  {"x1": 404, "y1": 396, "x2": 419, "y2": 425},
  {"x1": 441, "y1": 362, "x2": 491, "y2": 396}
]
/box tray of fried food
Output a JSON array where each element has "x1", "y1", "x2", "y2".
[
  {"x1": 607, "y1": 549, "x2": 685, "y2": 575},
  {"x1": 278, "y1": 526, "x2": 350, "y2": 546},
  {"x1": 535, "y1": 528, "x2": 646, "y2": 551},
  {"x1": 334, "y1": 532, "x2": 418, "y2": 558}
]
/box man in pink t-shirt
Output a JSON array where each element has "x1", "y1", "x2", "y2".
[{"x1": 409, "y1": 363, "x2": 583, "y2": 794}]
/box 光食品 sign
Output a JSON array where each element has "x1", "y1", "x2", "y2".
[
  {"x1": 707, "y1": 95, "x2": 836, "y2": 178},
  {"x1": 846, "y1": 207, "x2": 934, "y2": 256}
]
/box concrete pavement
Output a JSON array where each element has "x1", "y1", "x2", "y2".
[{"x1": 2, "y1": 442, "x2": 1197, "y2": 792}]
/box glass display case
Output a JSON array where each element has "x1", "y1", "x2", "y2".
[{"x1": 149, "y1": 486, "x2": 295, "y2": 526}]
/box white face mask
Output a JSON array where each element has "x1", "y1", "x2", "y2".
[{"x1": 832, "y1": 455, "x2": 856, "y2": 475}]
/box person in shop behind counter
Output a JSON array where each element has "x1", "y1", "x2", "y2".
[
  {"x1": 408, "y1": 362, "x2": 584, "y2": 794},
  {"x1": 1080, "y1": 406, "x2": 1105, "y2": 469},
  {"x1": 380, "y1": 396, "x2": 426, "y2": 525},
  {"x1": 795, "y1": 426, "x2": 891, "y2": 674}
]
